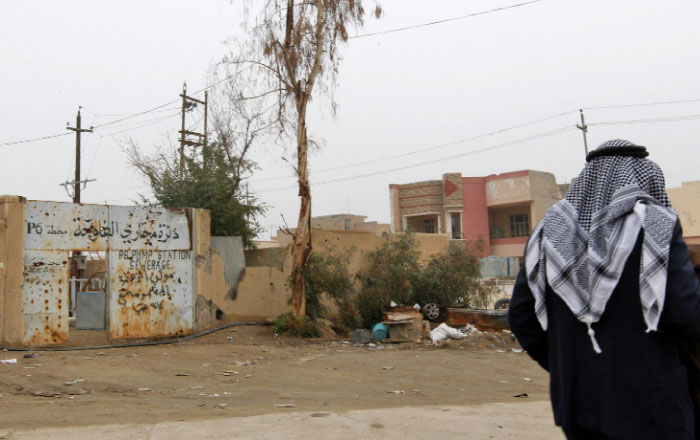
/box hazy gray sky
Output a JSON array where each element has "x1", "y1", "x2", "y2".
[{"x1": 2, "y1": 0, "x2": 700, "y2": 239}]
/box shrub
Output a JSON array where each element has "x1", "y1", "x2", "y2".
[
  {"x1": 302, "y1": 246, "x2": 361, "y2": 330},
  {"x1": 356, "y1": 234, "x2": 486, "y2": 328},
  {"x1": 356, "y1": 234, "x2": 421, "y2": 328},
  {"x1": 273, "y1": 312, "x2": 320, "y2": 338},
  {"x1": 413, "y1": 240, "x2": 484, "y2": 307}
]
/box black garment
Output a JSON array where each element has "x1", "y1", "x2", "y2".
[
  {"x1": 509, "y1": 221, "x2": 700, "y2": 440},
  {"x1": 563, "y1": 426, "x2": 619, "y2": 440}
]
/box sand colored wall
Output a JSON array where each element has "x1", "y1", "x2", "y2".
[
  {"x1": 0, "y1": 196, "x2": 26, "y2": 347},
  {"x1": 484, "y1": 171, "x2": 531, "y2": 207},
  {"x1": 668, "y1": 180, "x2": 700, "y2": 239},
  {"x1": 528, "y1": 170, "x2": 562, "y2": 228},
  {"x1": 207, "y1": 230, "x2": 452, "y2": 322},
  {"x1": 490, "y1": 241, "x2": 527, "y2": 258},
  {"x1": 311, "y1": 214, "x2": 366, "y2": 231},
  {"x1": 389, "y1": 185, "x2": 401, "y2": 233}
]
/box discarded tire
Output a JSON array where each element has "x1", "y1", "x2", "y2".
[{"x1": 423, "y1": 303, "x2": 441, "y2": 321}]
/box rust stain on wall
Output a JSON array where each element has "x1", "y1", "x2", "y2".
[{"x1": 22, "y1": 251, "x2": 69, "y2": 345}]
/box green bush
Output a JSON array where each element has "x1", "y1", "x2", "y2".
[
  {"x1": 272, "y1": 312, "x2": 320, "y2": 338},
  {"x1": 413, "y1": 240, "x2": 484, "y2": 307},
  {"x1": 356, "y1": 234, "x2": 421, "y2": 328},
  {"x1": 356, "y1": 233, "x2": 485, "y2": 328},
  {"x1": 302, "y1": 246, "x2": 361, "y2": 330}
]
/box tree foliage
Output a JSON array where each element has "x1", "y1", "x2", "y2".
[
  {"x1": 355, "y1": 234, "x2": 484, "y2": 328},
  {"x1": 303, "y1": 246, "x2": 361, "y2": 329},
  {"x1": 413, "y1": 241, "x2": 487, "y2": 308},
  {"x1": 128, "y1": 142, "x2": 264, "y2": 247}
]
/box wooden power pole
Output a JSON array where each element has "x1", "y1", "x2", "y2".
[
  {"x1": 65, "y1": 107, "x2": 94, "y2": 203},
  {"x1": 576, "y1": 108, "x2": 589, "y2": 158},
  {"x1": 178, "y1": 83, "x2": 208, "y2": 174}
]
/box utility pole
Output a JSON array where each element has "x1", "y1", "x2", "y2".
[
  {"x1": 66, "y1": 107, "x2": 93, "y2": 203},
  {"x1": 178, "y1": 83, "x2": 208, "y2": 175},
  {"x1": 576, "y1": 108, "x2": 589, "y2": 158}
]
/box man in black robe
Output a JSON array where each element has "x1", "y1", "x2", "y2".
[{"x1": 509, "y1": 139, "x2": 700, "y2": 440}]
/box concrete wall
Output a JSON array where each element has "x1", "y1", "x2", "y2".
[
  {"x1": 490, "y1": 239, "x2": 528, "y2": 258},
  {"x1": 462, "y1": 177, "x2": 490, "y2": 255},
  {"x1": 0, "y1": 196, "x2": 26, "y2": 347},
  {"x1": 204, "y1": 230, "x2": 452, "y2": 323},
  {"x1": 528, "y1": 170, "x2": 563, "y2": 230},
  {"x1": 311, "y1": 214, "x2": 367, "y2": 231},
  {"x1": 484, "y1": 171, "x2": 531, "y2": 207},
  {"x1": 668, "y1": 180, "x2": 700, "y2": 240}
]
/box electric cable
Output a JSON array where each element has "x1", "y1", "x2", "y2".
[
  {"x1": 252, "y1": 109, "x2": 578, "y2": 183},
  {"x1": 0, "y1": 132, "x2": 71, "y2": 147},
  {"x1": 588, "y1": 113, "x2": 700, "y2": 126},
  {"x1": 256, "y1": 125, "x2": 576, "y2": 193},
  {"x1": 350, "y1": 0, "x2": 543, "y2": 39}
]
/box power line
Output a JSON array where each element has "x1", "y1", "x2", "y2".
[
  {"x1": 252, "y1": 109, "x2": 578, "y2": 183},
  {"x1": 256, "y1": 125, "x2": 576, "y2": 193},
  {"x1": 81, "y1": 106, "x2": 180, "y2": 118},
  {"x1": 583, "y1": 98, "x2": 700, "y2": 111},
  {"x1": 350, "y1": 0, "x2": 543, "y2": 39},
  {"x1": 92, "y1": 111, "x2": 182, "y2": 132},
  {"x1": 97, "y1": 112, "x2": 181, "y2": 138},
  {"x1": 588, "y1": 113, "x2": 700, "y2": 127},
  {"x1": 0, "y1": 132, "x2": 71, "y2": 147},
  {"x1": 91, "y1": 100, "x2": 181, "y2": 129}
]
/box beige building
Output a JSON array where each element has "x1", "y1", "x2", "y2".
[
  {"x1": 389, "y1": 170, "x2": 562, "y2": 258},
  {"x1": 273, "y1": 213, "x2": 391, "y2": 247},
  {"x1": 668, "y1": 180, "x2": 700, "y2": 245}
]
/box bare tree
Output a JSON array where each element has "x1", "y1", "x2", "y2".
[{"x1": 228, "y1": 0, "x2": 382, "y2": 317}]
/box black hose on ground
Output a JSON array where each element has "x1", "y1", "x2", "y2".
[{"x1": 3, "y1": 321, "x2": 263, "y2": 352}]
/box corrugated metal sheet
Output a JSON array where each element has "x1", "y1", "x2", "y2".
[
  {"x1": 22, "y1": 250, "x2": 70, "y2": 345},
  {"x1": 24, "y1": 202, "x2": 192, "y2": 251},
  {"x1": 23, "y1": 201, "x2": 195, "y2": 343},
  {"x1": 211, "y1": 236, "x2": 246, "y2": 299},
  {"x1": 107, "y1": 206, "x2": 194, "y2": 339},
  {"x1": 25, "y1": 202, "x2": 110, "y2": 251},
  {"x1": 109, "y1": 249, "x2": 194, "y2": 339}
]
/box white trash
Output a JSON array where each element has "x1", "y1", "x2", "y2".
[{"x1": 429, "y1": 323, "x2": 467, "y2": 343}]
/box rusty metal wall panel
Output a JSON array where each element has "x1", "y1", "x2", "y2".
[
  {"x1": 211, "y1": 236, "x2": 245, "y2": 299},
  {"x1": 108, "y1": 250, "x2": 194, "y2": 339},
  {"x1": 107, "y1": 206, "x2": 191, "y2": 251},
  {"x1": 23, "y1": 202, "x2": 195, "y2": 343},
  {"x1": 22, "y1": 250, "x2": 70, "y2": 345},
  {"x1": 25, "y1": 201, "x2": 110, "y2": 251}
]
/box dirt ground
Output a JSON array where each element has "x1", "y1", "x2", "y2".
[{"x1": 0, "y1": 325, "x2": 556, "y2": 437}]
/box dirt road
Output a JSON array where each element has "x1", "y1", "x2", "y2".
[{"x1": 0, "y1": 326, "x2": 561, "y2": 439}]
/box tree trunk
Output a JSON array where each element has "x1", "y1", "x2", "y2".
[{"x1": 290, "y1": 110, "x2": 312, "y2": 318}]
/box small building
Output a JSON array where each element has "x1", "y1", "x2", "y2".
[
  {"x1": 273, "y1": 213, "x2": 391, "y2": 247},
  {"x1": 667, "y1": 179, "x2": 700, "y2": 245},
  {"x1": 389, "y1": 170, "x2": 562, "y2": 257}
]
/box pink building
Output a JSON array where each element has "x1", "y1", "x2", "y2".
[{"x1": 389, "y1": 170, "x2": 562, "y2": 257}]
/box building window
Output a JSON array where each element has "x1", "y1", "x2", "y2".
[
  {"x1": 510, "y1": 214, "x2": 530, "y2": 237},
  {"x1": 451, "y1": 213, "x2": 462, "y2": 239},
  {"x1": 424, "y1": 218, "x2": 435, "y2": 234},
  {"x1": 344, "y1": 219, "x2": 351, "y2": 230}
]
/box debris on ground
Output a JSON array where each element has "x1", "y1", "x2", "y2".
[{"x1": 429, "y1": 323, "x2": 467, "y2": 343}]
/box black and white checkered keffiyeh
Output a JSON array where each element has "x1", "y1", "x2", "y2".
[{"x1": 524, "y1": 139, "x2": 677, "y2": 353}]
